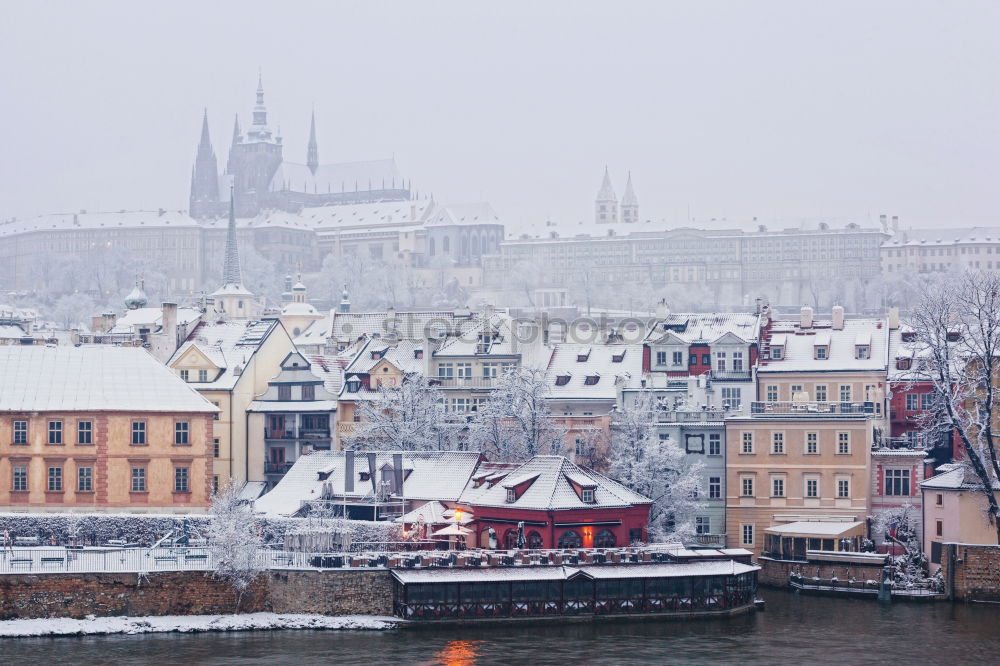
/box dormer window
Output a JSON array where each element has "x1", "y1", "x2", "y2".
[
  {"x1": 814, "y1": 346, "x2": 828, "y2": 360},
  {"x1": 346, "y1": 378, "x2": 361, "y2": 393},
  {"x1": 371, "y1": 350, "x2": 384, "y2": 360},
  {"x1": 901, "y1": 332, "x2": 917, "y2": 342},
  {"x1": 584, "y1": 375, "x2": 600, "y2": 386},
  {"x1": 582, "y1": 488, "x2": 595, "y2": 503},
  {"x1": 856, "y1": 345, "x2": 870, "y2": 360},
  {"x1": 771, "y1": 346, "x2": 783, "y2": 360},
  {"x1": 896, "y1": 358, "x2": 912, "y2": 370},
  {"x1": 577, "y1": 349, "x2": 591, "y2": 362},
  {"x1": 414, "y1": 350, "x2": 423, "y2": 359},
  {"x1": 611, "y1": 351, "x2": 625, "y2": 363},
  {"x1": 555, "y1": 375, "x2": 571, "y2": 386},
  {"x1": 506, "y1": 488, "x2": 516, "y2": 503}
]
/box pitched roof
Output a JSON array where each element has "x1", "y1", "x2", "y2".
[
  {"x1": 460, "y1": 456, "x2": 651, "y2": 511},
  {"x1": 645, "y1": 312, "x2": 760, "y2": 345},
  {"x1": 0, "y1": 346, "x2": 217, "y2": 413},
  {"x1": 759, "y1": 317, "x2": 888, "y2": 373},
  {"x1": 544, "y1": 343, "x2": 643, "y2": 400},
  {"x1": 168, "y1": 319, "x2": 280, "y2": 390},
  {"x1": 330, "y1": 309, "x2": 473, "y2": 342},
  {"x1": 109, "y1": 307, "x2": 202, "y2": 335}
]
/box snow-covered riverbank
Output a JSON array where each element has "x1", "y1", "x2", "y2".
[{"x1": 0, "y1": 613, "x2": 397, "y2": 638}]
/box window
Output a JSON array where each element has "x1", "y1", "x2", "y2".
[
  {"x1": 708, "y1": 433, "x2": 721, "y2": 456},
  {"x1": 766, "y1": 385, "x2": 778, "y2": 402},
  {"x1": 805, "y1": 432, "x2": 818, "y2": 455},
  {"x1": 213, "y1": 476, "x2": 220, "y2": 493},
  {"x1": 936, "y1": 520, "x2": 943, "y2": 537},
  {"x1": 732, "y1": 351, "x2": 744, "y2": 371},
  {"x1": 278, "y1": 385, "x2": 291, "y2": 400},
  {"x1": 483, "y1": 362, "x2": 499, "y2": 378},
  {"x1": 301, "y1": 385, "x2": 315, "y2": 401},
  {"x1": 584, "y1": 375, "x2": 600, "y2": 386},
  {"x1": 856, "y1": 345, "x2": 870, "y2": 360},
  {"x1": 48, "y1": 420, "x2": 63, "y2": 445},
  {"x1": 131, "y1": 421, "x2": 146, "y2": 445},
  {"x1": 921, "y1": 392, "x2": 934, "y2": 410},
  {"x1": 582, "y1": 488, "x2": 595, "y2": 503},
  {"x1": 936, "y1": 493, "x2": 943, "y2": 506},
  {"x1": 12, "y1": 466, "x2": 27, "y2": 491},
  {"x1": 840, "y1": 385, "x2": 852, "y2": 402},
  {"x1": 688, "y1": 354, "x2": 697, "y2": 366},
  {"x1": 131, "y1": 467, "x2": 146, "y2": 492},
  {"x1": 896, "y1": 358, "x2": 912, "y2": 370},
  {"x1": 741, "y1": 477, "x2": 754, "y2": 496},
  {"x1": 695, "y1": 517, "x2": 711, "y2": 535},
  {"x1": 715, "y1": 352, "x2": 727, "y2": 372},
  {"x1": 790, "y1": 385, "x2": 803, "y2": 397},
  {"x1": 722, "y1": 387, "x2": 741, "y2": 410},
  {"x1": 47, "y1": 466, "x2": 62, "y2": 492},
  {"x1": 771, "y1": 432, "x2": 785, "y2": 454},
  {"x1": 709, "y1": 476, "x2": 721, "y2": 499},
  {"x1": 13, "y1": 420, "x2": 27, "y2": 445},
  {"x1": 655, "y1": 351, "x2": 667, "y2": 365},
  {"x1": 805, "y1": 478, "x2": 818, "y2": 498},
  {"x1": 195, "y1": 369, "x2": 207, "y2": 382},
  {"x1": 837, "y1": 478, "x2": 850, "y2": 498},
  {"x1": 672, "y1": 351, "x2": 683, "y2": 365},
  {"x1": 742, "y1": 524, "x2": 754, "y2": 546},
  {"x1": 771, "y1": 346, "x2": 783, "y2": 360},
  {"x1": 437, "y1": 363, "x2": 454, "y2": 378},
  {"x1": 76, "y1": 421, "x2": 92, "y2": 445},
  {"x1": 814, "y1": 346, "x2": 828, "y2": 360},
  {"x1": 702, "y1": 354, "x2": 711, "y2": 365},
  {"x1": 885, "y1": 469, "x2": 911, "y2": 496},
  {"x1": 78, "y1": 466, "x2": 93, "y2": 492},
  {"x1": 837, "y1": 432, "x2": 850, "y2": 455},
  {"x1": 506, "y1": 488, "x2": 516, "y2": 503},
  {"x1": 815, "y1": 385, "x2": 827, "y2": 402},
  {"x1": 212, "y1": 402, "x2": 220, "y2": 420},
  {"x1": 906, "y1": 394, "x2": 919, "y2": 411},
  {"x1": 180, "y1": 369, "x2": 190, "y2": 382},
  {"x1": 771, "y1": 477, "x2": 785, "y2": 497},
  {"x1": 741, "y1": 432, "x2": 754, "y2": 454},
  {"x1": 174, "y1": 422, "x2": 189, "y2": 445},
  {"x1": 213, "y1": 438, "x2": 220, "y2": 458},
  {"x1": 174, "y1": 467, "x2": 190, "y2": 493},
  {"x1": 685, "y1": 434, "x2": 704, "y2": 454},
  {"x1": 456, "y1": 363, "x2": 473, "y2": 378}
]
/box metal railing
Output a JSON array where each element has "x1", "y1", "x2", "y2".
[
  {"x1": 710, "y1": 370, "x2": 753, "y2": 382},
  {"x1": 430, "y1": 376, "x2": 498, "y2": 389},
  {"x1": 750, "y1": 401, "x2": 876, "y2": 418}
]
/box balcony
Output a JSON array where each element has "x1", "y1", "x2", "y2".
[
  {"x1": 337, "y1": 422, "x2": 359, "y2": 438},
  {"x1": 879, "y1": 437, "x2": 929, "y2": 451},
  {"x1": 265, "y1": 462, "x2": 294, "y2": 475},
  {"x1": 749, "y1": 401, "x2": 876, "y2": 419},
  {"x1": 265, "y1": 429, "x2": 297, "y2": 440},
  {"x1": 265, "y1": 428, "x2": 332, "y2": 441},
  {"x1": 692, "y1": 533, "x2": 727, "y2": 548},
  {"x1": 300, "y1": 428, "x2": 332, "y2": 440},
  {"x1": 430, "y1": 376, "x2": 498, "y2": 390},
  {"x1": 710, "y1": 370, "x2": 752, "y2": 382},
  {"x1": 655, "y1": 410, "x2": 732, "y2": 423}
]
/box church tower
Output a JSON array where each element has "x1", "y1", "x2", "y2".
[
  {"x1": 621, "y1": 171, "x2": 639, "y2": 223},
  {"x1": 306, "y1": 110, "x2": 319, "y2": 175},
  {"x1": 211, "y1": 189, "x2": 258, "y2": 319},
  {"x1": 226, "y1": 72, "x2": 284, "y2": 217},
  {"x1": 189, "y1": 109, "x2": 220, "y2": 219},
  {"x1": 595, "y1": 166, "x2": 618, "y2": 224}
]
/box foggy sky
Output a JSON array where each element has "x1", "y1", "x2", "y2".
[{"x1": 1, "y1": 1, "x2": 998, "y2": 231}]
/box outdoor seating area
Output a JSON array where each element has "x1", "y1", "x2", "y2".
[{"x1": 762, "y1": 522, "x2": 867, "y2": 561}]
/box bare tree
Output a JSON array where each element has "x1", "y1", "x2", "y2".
[
  {"x1": 468, "y1": 367, "x2": 565, "y2": 461},
  {"x1": 347, "y1": 374, "x2": 458, "y2": 451},
  {"x1": 910, "y1": 271, "x2": 1000, "y2": 543},
  {"x1": 608, "y1": 393, "x2": 704, "y2": 542},
  {"x1": 207, "y1": 482, "x2": 265, "y2": 612}
]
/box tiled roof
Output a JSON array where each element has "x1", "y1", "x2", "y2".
[
  {"x1": 460, "y1": 456, "x2": 650, "y2": 511},
  {"x1": 882, "y1": 226, "x2": 1000, "y2": 247},
  {"x1": 544, "y1": 343, "x2": 643, "y2": 400},
  {"x1": 109, "y1": 307, "x2": 203, "y2": 335},
  {"x1": 168, "y1": 319, "x2": 280, "y2": 390},
  {"x1": 759, "y1": 317, "x2": 888, "y2": 373},
  {"x1": 645, "y1": 312, "x2": 760, "y2": 345},
  {"x1": 0, "y1": 346, "x2": 217, "y2": 413}
]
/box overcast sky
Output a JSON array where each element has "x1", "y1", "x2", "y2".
[{"x1": 1, "y1": 1, "x2": 997, "y2": 230}]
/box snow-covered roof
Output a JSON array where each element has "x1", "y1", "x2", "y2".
[
  {"x1": 254, "y1": 450, "x2": 484, "y2": 516},
  {"x1": 544, "y1": 343, "x2": 642, "y2": 400},
  {"x1": 882, "y1": 226, "x2": 1000, "y2": 248},
  {"x1": 460, "y1": 456, "x2": 650, "y2": 511},
  {"x1": 343, "y1": 338, "x2": 425, "y2": 376},
  {"x1": 764, "y1": 521, "x2": 864, "y2": 537},
  {"x1": 425, "y1": 202, "x2": 501, "y2": 227},
  {"x1": 308, "y1": 354, "x2": 345, "y2": 395},
  {"x1": 247, "y1": 400, "x2": 337, "y2": 413},
  {"x1": 168, "y1": 319, "x2": 280, "y2": 390},
  {"x1": 293, "y1": 314, "x2": 331, "y2": 349},
  {"x1": 280, "y1": 302, "x2": 319, "y2": 317},
  {"x1": 0, "y1": 346, "x2": 217, "y2": 413},
  {"x1": 109, "y1": 307, "x2": 202, "y2": 336},
  {"x1": 919, "y1": 465, "x2": 999, "y2": 491},
  {"x1": 391, "y1": 561, "x2": 757, "y2": 585},
  {"x1": 270, "y1": 159, "x2": 403, "y2": 197},
  {"x1": 433, "y1": 312, "x2": 523, "y2": 358},
  {"x1": 759, "y1": 317, "x2": 888, "y2": 373},
  {"x1": 330, "y1": 309, "x2": 473, "y2": 342},
  {"x1": 394, "y1": 500, "x2": 453, "y2": 525},
  {"x1": 645, "y1": 312, "x2": 760, "y2": 345}
]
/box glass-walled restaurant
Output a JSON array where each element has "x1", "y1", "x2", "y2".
[{"x1": 392, "y1": 562, "x2": 759, "y2": 621}]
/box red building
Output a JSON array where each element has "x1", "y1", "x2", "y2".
[{"x1": 457, "y1": 456, "x2": 652, "y2": 549}]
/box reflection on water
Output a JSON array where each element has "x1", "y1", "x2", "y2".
[{"x1": 2, "y1": 590, "x2": 1000, "y2": 665}]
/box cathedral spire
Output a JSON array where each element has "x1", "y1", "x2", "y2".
[
  {"x1": 595, "y1": 166, "x2": 618, "y2": 224},
  {"x1": 189, "y1": 109, "x2": 219, "y2": 219},
  {"x1": 306, "y1": 108, "x2": 319, "y2": 174},
  {"x1": 198, "y1": 108, "x2": 212, "y2": 149},
  {"x1": 621, "y1": 171, "x2": 639, "y2": 223},
  {"x1": 222, "y1": 187, "x2": 243, "y2": 286},
  {"x1": 253, "y1": 70, "x2": 267, "y2": 127}
]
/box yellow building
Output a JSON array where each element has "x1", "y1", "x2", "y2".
[
  {"x1": 0, "y1": 346, "x2": 217, "y2": 512},
  {"x1": 921, "y1": 465, "x2": 1000, "y2": 573}
]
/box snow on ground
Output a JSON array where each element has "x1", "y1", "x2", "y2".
[{"x1": 0, "y1": 613, "x2": 397, "y2": 638}]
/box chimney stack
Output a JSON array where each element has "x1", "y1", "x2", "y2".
[
  {"x1": 656, "y1": 299, "x2": 670, "y2": 320},
  {"x1": 832, "y1": 305, "x2": 845, "y2": 330},
  {"x1": 162, "y1": 302, "x2": 178, "y2": 348},
  {"x1": 879, "y1": 214, "x2": 888, "y2": 232},
  {"x1": 888, "y1": 306, "x2": 900, "y2": 330},
  {"x1": 891, "y1": 215, "x2": 899, "y2": 233},
  {"x1": 800, "y1": 306, "x2": 814, "y2": 329}
]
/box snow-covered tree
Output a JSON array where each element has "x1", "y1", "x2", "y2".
[
  {"x1": 870, "y1": 504, "x2": 929, "y2": 587},
  {"x1": 910, "y1": 271, "x2": 1000, "y2": 543},
  {"x1": 608, "y1": 393, "x2": 704, "y2": 542},
  {"x1": 468, "y1": 367, "x2": 565, "y2": 461},
  {"x1": 207, "y1": 482, "x2": 265, "y2": 612},
  {"x1": 347, "y1": 374, "x2": 458, "y2": 451}
]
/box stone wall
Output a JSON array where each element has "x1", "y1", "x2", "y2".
[
  {"x1": 0, "y1": 569, "x2": 389, "y2": 620},
  {"x1": 941, "y1": 543, "x2": 1000, "y2": 601},
  {"x1": 757, "y1": 557, "x2": 886, "y2": 588}
]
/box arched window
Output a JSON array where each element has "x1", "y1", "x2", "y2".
[
  {"x1": 595, "y1": 529, "x2": 617, "y2": 548},
  {"x1": 429, "y1": 237, "x2": 436, "y2": 256},
  {"x1": 557, "y1": 530, "x2": 581, "y2": 548},
  {"x1": 527, "y1": 531, "x2": 543, "y2": 549},
  {"x1": 504, "y1": 529, "x2": 518, "y2": 549},
  {"x1": 471, "y1": 234, "x2": 480, "y2": 255},
  {"x1": 443, "y1": 236, "x2": 450, "y2": 253}
]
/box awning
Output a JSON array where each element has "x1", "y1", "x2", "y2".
[{"x1": 764, "y1": 521, "x2": 864, "y2": 539}]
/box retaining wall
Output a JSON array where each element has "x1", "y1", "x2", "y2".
[
  {"x1": 941, "y1": 543, "x2": 1000, "y2": 601},
  {"x1": 757, "y1": 557, "x2": 885, "y2": 587}
]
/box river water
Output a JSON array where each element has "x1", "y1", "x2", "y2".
[{"x1": 3, "y1": 590, "x2": 1000, "y2": 665}]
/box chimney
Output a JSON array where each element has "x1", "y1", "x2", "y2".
[
  {"x1": 800, "y1": 306, "x2": 814, "y2": 329},
  {"x1": 102, "y1": 312, "x2": 117, "y2": 332},
  {"x1": 888, "y1": 306, "x2": 900, "y2": 330},
  {"x1": 891, "y1": 215, "x2": 899, "y2": 233},
  {"x1": 832, "y1": 305, "x2": 845, "y2": 330},
  {"x1": 162, "y1": 302, "x2": 178, "y2": 348},
  {"x1": 656, "y1": 299, "x2": 669, "y2": 320},
  {"x1": 879, "y1": 214, "x2": 887, "y2": 232}
]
